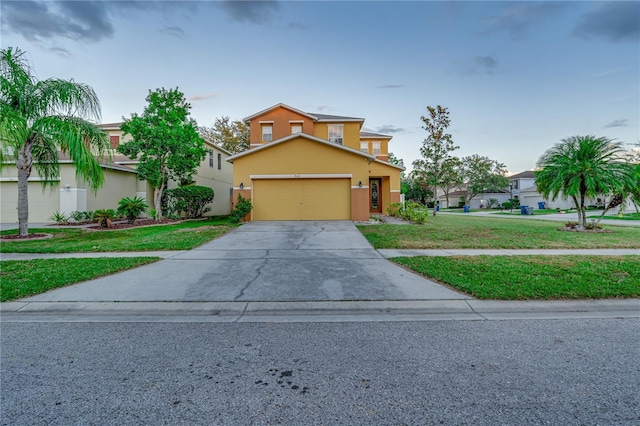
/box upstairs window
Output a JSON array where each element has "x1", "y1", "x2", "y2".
[
  {"x1": 360, "y1": 142, "x2": 369, "y2": 153},
  {"x1": 291, "y1": 124, "x2": 302, "y2": 134},
  {"x1": 372, "y1": 141, "x2": 381, "y2": 155},
  {"x1": 217, "y1": 153, "x2": 222, "y2": 170},
  {"x1": 209, "y1": 149, "x2": 214, "y2": 168},
  {"x1": 110, "y1": 135, "x2": 120, "y2": 149},
  {"x1": 328, "y1": 124, "x2": 343, "y2": 145},
  {"x1": 262, "y1": 125, "x2": 273, "y2": 142}
]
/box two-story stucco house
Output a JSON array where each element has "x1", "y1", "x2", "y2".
[{"x1": 227, "y1": 103, "x2": 404, "y2": 221}]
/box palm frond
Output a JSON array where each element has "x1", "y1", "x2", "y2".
[{"x1": 33, "y1": 79, "x2": 102, "y2": 122}]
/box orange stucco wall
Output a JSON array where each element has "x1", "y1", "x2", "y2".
[
  {"x1": 248, "y1": 107, "x2": 314, "y2": 145},
  {"x1": 351, "y1": 187, "x2": 369, "y2": 221}
]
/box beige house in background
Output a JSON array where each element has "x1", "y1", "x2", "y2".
[{"x1": 0, "y1": 123, "x2": 233, "y2": 223}]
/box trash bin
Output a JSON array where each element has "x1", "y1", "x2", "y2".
[
  {"x1": 537, "y1": 202, "x2": 546, "y2": 209},
  {"x1": 520, "y1": 205, "x2": 529, "y2": 215},
  {"x1": 526, "y1": 207, "x2": 534, "y2": 215},
  {"x1": 463, "y1": 206, "x2": 470, "y2": 213},
  {"x1": 436, "y1": 205, "x2": 440, "y2": 212}
]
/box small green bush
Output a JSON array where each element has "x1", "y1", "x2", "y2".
[
  {"x1": 50, "y1": 211, "x2": 68, "y2": 224},
  {"x1": 165, "y1": 186, "x2": 215, "y2": 219},
  {"x1": 410, "y1": 209, "x2": 428, "y2": 224},
  {"x1": 117, "y1": 196, "x2": 148, "y2": 223},
  {"x1": 230, "y1": 194, "x2": 252, "y2": 223},
  {"x1": 94, "y1": 209, "x2": 116, "y2": 228},
  {"x1": 387, "y1": 202, "x2": 403, "y2": 217}
]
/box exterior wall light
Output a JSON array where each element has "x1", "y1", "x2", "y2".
[
  {"x1": 239, "y1": 182, "x2": 244, "y2": 190},
  {"x1": 358, "y1": 181, "x2": 363, "y2": 188}
]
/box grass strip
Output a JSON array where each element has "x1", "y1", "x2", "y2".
[
  {"x1": 358, "y1": 215, "x2": 640, "y2": 249},
  {"x1": 1, "y1": 257, "x2": 160, "y2": 301},
  {"x1": 1, "y1": 218, "x2": 238, "y2": 253},
  {"x1": 392, "y1": 255, "x2": 640, "y2": 300}
]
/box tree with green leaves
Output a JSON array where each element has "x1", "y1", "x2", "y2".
[
  {"x1": 119, "y1": 88, "x2": 206, "y2": 220},
  {"x1": 459, "y1": 154, "x2": 509, "y2": 206},
  {"x1": 536, "y1": 135, "x2": 635, "y2": 229},
  {"x1": 412, "y1": 105, "x2": 459, "y2": 215},
  {"x1": 199, "y1": 116, "x2": 249, "y2": 154},
  {"x1": 0, "y1": 47, "x2": 109, "y2": 236}
]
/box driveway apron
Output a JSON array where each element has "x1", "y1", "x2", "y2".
[{"x1": 23, "y1": 221, "x2": 468, "y2": 302}]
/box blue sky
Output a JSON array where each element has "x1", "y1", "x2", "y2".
[{"x1": 2, "y1": 0, "x2": 638, "y2": 173}]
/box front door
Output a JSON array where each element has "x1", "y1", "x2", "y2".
[{"x1": 369, "y1": 178, "x2": 382, "y2": 213}]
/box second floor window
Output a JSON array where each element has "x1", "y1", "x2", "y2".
[
  {"x1": 217, "y1": 153, "x2": 222, "y2": 170},
  {"x1": 209, "y1": 149, "x2": 214, "y2": 168},
  {"x1": 110, "y1": 135, "x2": 120, "y2": 149},
  {"x1": 262, "y1": 125, "x2": 272, "y2": 142},
  {"x1": 360, "y1": 142, "x2": 369, "y2": 153},
  {"x1": 372, "y1": 141, "x2": 381, "y2": 155},
  {"x1": 291, "y1": 124, "x2": 302, "y2": 134},
  {"x1": 328, "y1": 124, "x2": 343, "y2": 145}
]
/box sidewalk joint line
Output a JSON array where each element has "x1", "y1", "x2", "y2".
[{"x1": 464, "y1": 300, "x2": 488, "y2": 321}]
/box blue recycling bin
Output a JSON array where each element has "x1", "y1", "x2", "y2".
[
  {"x1": 520, "y1": 205, "x2": 529, "y2": 215},
  {"x1": 463, "y1": 206, "x2": 470, "y2": 213},
  {"x1": 538, "y1": 202, "x2": 546, "y2": 209}
]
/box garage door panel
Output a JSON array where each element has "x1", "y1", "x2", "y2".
[{"x1": 253, "y1": 179, "x2": 350, "y2": 221}]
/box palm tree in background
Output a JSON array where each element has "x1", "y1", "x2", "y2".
[
  {"x1": 535, "y1": 135, "x2": 635, "y2": 229},
  {"x1": 0, "y1": 47, "x2": 109, "y2": 236}
]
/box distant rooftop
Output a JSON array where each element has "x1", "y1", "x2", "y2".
[
  {"x1": 360, "y1": 131, "x2": 392, "y2": 139},
  {"x1": 509, "y1": 170, "x2": 536, "y2": 179}
]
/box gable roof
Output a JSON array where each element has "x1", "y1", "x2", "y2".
[
  {"x1": 227, "y1": 133, "x2": 376, "y2": 163},
  {"x1": 243, "y1": 103, "x2": 317, "y2": 122},
  {"x1": 373, "y1": 158, "x2": 405, "y2": 171},
  {"x1": 360, "y1": 131, "x2": 392, "y2": 139},
  {"x1": 311, "y1": 113, "x2": 365, "y2": 123},
  {"x1": 509, "y1": 170, "x2": 536, "y2": 179},
  {"x1": 243, "y1": 103, "x2": 365, "y2": 124}
]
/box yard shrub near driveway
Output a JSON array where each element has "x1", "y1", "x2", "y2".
[
  {"x1": 1, "y1": 257, "x2": 160, "y2": 301},
  {"x1": 392, "y1": 255, "x2": 640, "y2": 300},
  {"x1": 357, "y1": 215, "x2": 640, "y2": 249}
]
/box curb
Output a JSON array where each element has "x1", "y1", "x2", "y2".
[{"x1": 2, "y1": 299, "x2": 638, "y2": 323}]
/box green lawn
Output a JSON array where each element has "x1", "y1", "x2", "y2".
[
  {"x1": 588, "y1": 213, "x2": 640, "y2": 221},
  {"x1": 1, "y1": 217, "x2": 238, "y2": 253},
  {"x1": 392, "y1": 255, "x2": 640, "y2": 300},
  {"x1": 358, "y1": 215, "x2": 640, "y2": 249},
  {"x1": 1, "y1": 257, "x2": 160, "y2": 301}
]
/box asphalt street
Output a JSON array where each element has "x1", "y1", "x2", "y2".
[{"x1": 2, "y1": 318, "x2": 638, "y2": 425}]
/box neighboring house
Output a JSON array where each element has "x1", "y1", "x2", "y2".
[
  {"x1": 0, "y1": 155, "x2": 140, "y2": 223},
  {"x1": 103, "y1": 123, "x2": 234, "y2": 216},
  {"x1": 227, "y1": 103, "x2": 403, "y2": 221},
  {"x1": 437, "y1": 189, "x2": 510, "y2": 209},
  {"x1": 0, "y1": 123, "x2": 232, "y2": 224}
]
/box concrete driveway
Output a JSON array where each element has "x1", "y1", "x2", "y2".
[{"x1": 23, "y1": 221, "x2": 468, "y2": 302}]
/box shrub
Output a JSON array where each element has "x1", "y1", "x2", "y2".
[
  {"x1": 502, "y1": 201, "x2": 512, "y2": 210},
  {"x1": 94, "y1": 209, "x2": 116, "y2": 228},
  {"x1": 165, "y1": 186, "x2": 214, "y2": 219},
  {"x1": 69, "y1": 211, "x2": 85, "y2": 222},
  {"x1": 117, "y1": 196, "x2": 148, "y2": 223},
  {"x1": 402, "y1": 202, "x2": 424, "y2": 221},
  {"x1": 387, "y1": 202, "x2": 403, "y2": 217},
  {"x1": 50, "y1": 211, "x2": 68, "y2": 224},
  {"x1": 410, "y1": 209, "x2": 428, "y2": 224},
  {"x1": 230, "y1": 194, "x2": 252, "y2": 223}
]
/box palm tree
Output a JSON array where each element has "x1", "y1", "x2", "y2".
[
  {"x1": 535, "y1": 135, "x2": 635, "y2": 229},
  {"x1": 0, "y1": 47, "x2": 109, "y2": 236}
]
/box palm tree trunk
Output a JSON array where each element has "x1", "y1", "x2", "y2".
[{"x1": 16, "y1": 142, "x2": 33, "y2": 237}]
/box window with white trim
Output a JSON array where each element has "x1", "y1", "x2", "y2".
[
  {"x1": 209, "y1": 149, "x2": 214, "y2": 168},
  {"x1": 262, "y1": 125, "x2": 273, "y2": 142},
  {"x1": 360, "y1": 142, "x2": 369, "y2": 153},
  {"x1": 217, "y1": 153, "x2": 222, "y2": 170},
  {"x1": 328, "y1": 124, "x2": 343, "y2": 145},
  {"x1": 291, "y1": 124, "x2": 302, "y2": 134},
  {"x1": 372, "y1": 141, "x2": 381, "y2": 155}
]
